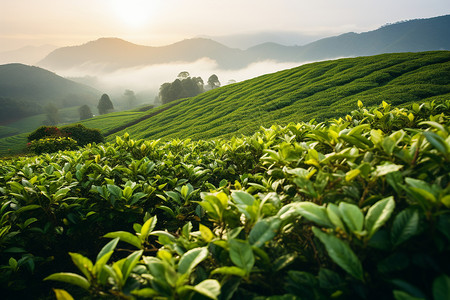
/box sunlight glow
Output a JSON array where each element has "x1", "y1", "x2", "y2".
[{"x1": 113, "y1": 0, "x2": 158, "y2": 28}]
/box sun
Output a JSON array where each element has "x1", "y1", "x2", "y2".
[{"x1": 113, "y1": 0, "x2": 157, "y2": 28}]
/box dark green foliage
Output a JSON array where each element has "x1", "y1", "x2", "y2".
[
  {"x1": 27, "y1": 136, "x2": 78, "y2": 154},
  {"x1": 97, "y1": 94, "x2": 114, "y2": 115},
  {"x1": 78, "y1": 104, "x2": 93, "y2": 120},
  {"x1": 28, "y1": 124, "x2": 104, "y2": 146},
  {"x1": 0, "y1": 64, "x2": 99, "y2": 120},
  {"x1": 159, "y1": 76, "x2": 205, "y2": 104},
  {"x1": 207, "y1": 74, "x2": 221, "y2": 90},
  {"x1": 0, "y1": 97, "x2": 43, "y2": 123},
  {"x1": 27, "y1": 126, "x2": 61, "y2": 141},
  {"x1": 0, "y1": 101, "x2": 448, "y2": 299},
  {"x1": 60, "y1": 124, "x2": 104, "y2": 146}
]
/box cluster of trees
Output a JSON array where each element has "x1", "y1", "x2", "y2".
[
  {"x1": 0, "y1": 98, "x2": 43, "y2": 123},
  {"x1": 159, "y1": 72, "x2": 221, "y2": 104},
  {"x1": 78, "y1": 93, "x2": 115, "y2": 121}
]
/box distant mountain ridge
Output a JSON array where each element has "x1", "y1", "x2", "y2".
[
  {"x1": 0, "y1": 44, "x2": 57, "y2": 65},
  {"x1": 38, "y1": 15, "x2": 450, "y2": 72}
]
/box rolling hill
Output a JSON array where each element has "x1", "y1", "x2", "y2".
[
  {"x1": 0, "y1": 63, "x2": 101, "y2": 123},
  {"x1": 2, "y1": 50, "x2": 450, "y2": 155},
  {"x1": 104, "y1": 51, "x2": 450, "y2": 141},
  {"x1": 1, "y1": 50, "x2": 448, "y2": 157},
  {"x1": 37, "y1": 15, "x2": 450, "y2": 72}
]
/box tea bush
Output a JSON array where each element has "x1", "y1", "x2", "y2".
[
  {"x1": 27, "y1": 136, "x2": 78, "y2": 154},
  {"x1": 28, "y1": 124, "x2": 104, "y2": 146},
  {"x1": 0, "y1": 100, "x2": 449, "y2": 299}
]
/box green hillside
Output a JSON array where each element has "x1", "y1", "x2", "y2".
[
  {"x1": 0, "y1": 51, "x2": 449, "y2": 156},
  {"x1": 109, "y1": 51, "x2": 450, "y2": 141}
]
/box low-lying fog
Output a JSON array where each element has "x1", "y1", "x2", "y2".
[{"x1": 63, "y1": 58, "x2": 305, "y2": 105}]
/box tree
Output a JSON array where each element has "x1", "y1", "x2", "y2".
[
  {"x1": 44, "y1": 103, "x2": 60, "y2": 125},
  {"x1": 97, "y1": 94, "x2": 114, "y2": 115},
  {"x1": 177, "y1": 71, "x2": 190, "y2": 79},
  {"x1": 124, "y1": 89, "x2": 137, "y2": 108},
  {"x1": 207, "y1": 74, "x2": 221, "y2": 90},
  {"x1": 78, "y1": 105, "x2": 93, "y2": 120}
]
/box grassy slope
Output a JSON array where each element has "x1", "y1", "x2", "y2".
[
  {"x1": 109, "y1": 51, "x2": 450, "y2": 141},
  {"x1": 1, "y1": 51, "x2": 449, "y2": 155}
]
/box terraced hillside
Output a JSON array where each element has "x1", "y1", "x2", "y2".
[
  {"x1": 110, "y1": 51, "x2": 450, "y2": 141},
  {"x1": 1, "y1": 51, "x2": 449, "y2": 155}
]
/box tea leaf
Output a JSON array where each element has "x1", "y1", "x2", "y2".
[
  {"x1": 53, "y1": 289, "x2": 74, "y2": 300},
  {"x1": 178, "y1": 247, "x2": 209, "y2": 275},
  {"x1": 391, "y1": 209, "x2": 420, "y2": 247},
  {"x1": 229, "y1": 239, "x2": 254, "y2": 274},
  {"x1": 339, "y1": 202, "x2": 364, "y2": 233},
  {"x1": 44, "y1": 273, "x2": 91, "y2": 290},
  {"x1": 312, "y1": 227, "x2": 364, "y2": 281},
  {"x1": 365, "y1": 197, "x2": 395, "y2": 238},
  {"x1": 295, "y1": 202, "x2": 333, "y2": 228},
  {"x1": 249, "y1": 217, "x2": 281, "y2": 247},
  {"x1": 104, "y1": 231, "x2": 142, "y2": 249}
]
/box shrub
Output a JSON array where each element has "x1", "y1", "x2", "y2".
[
  {"x1": 27, "y1": 126, "x2": 61, "y2": 142},
  {"x1": 27, "y1": 124, "x2": 104, "y2": 147},
  {"x1": 60, "y1": 124, "x2": 104, "y2": 146},
  {"x1": 27, "y1": 137, "x2": 78, "y2": 154}
]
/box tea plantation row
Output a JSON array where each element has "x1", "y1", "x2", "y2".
[{"x1": 0, "y1": 101, "x2": 449, "y2": 299}]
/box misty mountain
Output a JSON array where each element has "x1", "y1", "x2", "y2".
[
  {"x1": 251, "y1": 14, "x2": 450, "y2": 62},
  {"x1": 0, "y1": 63, "x2": 101, "y2": 122},
  {"x1": 0, "y1": 44, "x2": 57, "y2": 65},
  {"x1": 37, "y1": 15, "x2": 450, "y2": 72},
  {"x1": 38, "y1": 38, "x2": 250, "y2": 72},
  {"x1": 198, "y1": 31, "x2": 328, "y2": 49}
]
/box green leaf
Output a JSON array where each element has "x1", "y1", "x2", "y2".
[
  {"x1": 121, "y1": 250, "x2": 143, "y2": 282},
  {"x1": 107, "y1": 184, "x2": 122, "y2": 198},
  {"x1": 131, "y1": 288, "x2": 159, "y2": 298},
  {"x1": 123, "y1": 186, "x2": 133, "y2": 200},
  {"x1": 423, "y1": 131, "x2": 449, "y2": 155},
  {"x1": 374, "y1": 164, "x2": 403, "y2": 177},
  {"x1": 15, "y1": 204, "x2": 41, "y2": 214},
  {"x1": 312, "y1": 227, "x2": 364, "y2": 280},
  {"x1": 339, "y1": 202, "x2": 364, "y2": 233},
  {"x1": 365, "y1": 196, "x2": 395, "y2": 238},
  {"x1": 391, "y1": 209, "x2": 420, "y2": 247},
  {"x1": 249, "y1": 217, "x2": 281, "y2": 247},
  {"x1": 69, "y1": 253, "x2": 93, "y2": 281},
  {"x1": 178, "y1": 247, "x2": 209, "y2": 275},
  {"x1": 211, "y1": 266, "x2": 247, "y2": 277},
  {"x1": 231, "y1": 191, "x2": 255, "y2": 206},
  {"x1": 405, "y1": 178, "x2": 437, "y2": 203},
  {"x1": 96, "y1": 237, "x2": 119, "y2": 262},
  {"x1": 295, "y1": 202, "x2": 333, "y2": 228},
  {"x1": 199, "y1": 224, "x2": 214, "y2": 242},
  {"x1": 157, "y1": 205, "x2": 176, "y2": 217},
  {"x1": 191, "y1": 279, "x2": 221, "y2": 300},
  {"x1": 44, "y1": 272, "x2": 91, "y2": 290},
  {"x1": 229, "y1": 239, "x2": 254, "y2": 274},
  {"x1": 345, "y1": 169, "x2": 360, "y2": 181},
  {"x1": 140, "y1": 215, "x2": 157, "y2": 243},
  {"x1": 54, "y1": 187, "x2": 70, "y2": 201},
  {"x1": 53, "y1": 289, "x2": 74, "y2": 300},
  {"x1": 433, "y1": 274, "x2": 450, "y2": 300},
  {"x1": 326, "y1": 203, "x2": 345, "y2": 230},
  {"x1": 104, "y1": 231, "x2": 142, "y2": 249}
]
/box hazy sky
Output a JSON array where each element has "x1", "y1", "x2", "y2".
[{"x1": 1, "y1": 0, "x2": 450, "y2": 51}]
